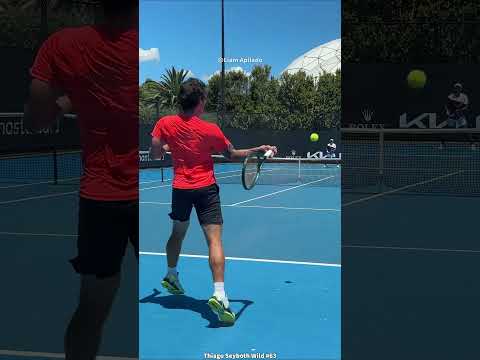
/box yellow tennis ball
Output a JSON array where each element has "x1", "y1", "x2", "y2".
[
  {"x1": 407, "y1": 69, "x2": 427, "y2": 89},
  {"x1": 310, "y1": 133, "x2": 319, "y2": 142}
]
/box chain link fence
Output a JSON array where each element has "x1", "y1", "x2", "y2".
[{"x1": 140, "y1": 109, "x2": 340, "y2": 131}]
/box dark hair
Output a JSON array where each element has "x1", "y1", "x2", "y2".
[
  {"x1": 178, "y1": 78, "x2": 207, "y2": 112},
  {"x1": 100, "y1": 0, "x2": 138, "y2": 17}
]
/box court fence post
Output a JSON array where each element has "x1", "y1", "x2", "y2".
[{"x1": 379, "y1": 130, "x2": 384, "y2": 176}]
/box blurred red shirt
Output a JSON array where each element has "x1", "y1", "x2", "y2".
[{"x1": 30, "y1": 25, "x2": 138, "y2": 201}]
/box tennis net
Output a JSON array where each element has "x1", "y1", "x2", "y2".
[
  {"x1": 342, "y1": 128, "x2": 480, "y2": 196},
  {"x1": 0, "y1": 149, "x2": 82, "y2": 185},
  {"x1": 140, "y1": 151, "x2": 341, "y2": 187}
]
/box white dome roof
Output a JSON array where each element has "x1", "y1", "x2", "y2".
[{"x1": 283, "y1": 39, "x2": 341, "y2": 78}]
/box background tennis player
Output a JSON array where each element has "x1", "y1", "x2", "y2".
[
  {"x1": 24, "y1": 1, "x2": 138, "y2": 358},
  {"x1": 446, "y1": 83, "x2": 469, "y2": 128},
  {"x1": 326, "y1": 138, "x2": 337, "y2": 158},
  {"x1": 150, "y1": 78, "x2": 277, "y2": 324}
]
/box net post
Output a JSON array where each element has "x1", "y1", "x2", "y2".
[
  {"x1": 379, "y1": 130, "x2": 384, "y2": 176},
  {"x1": 378, "y1": 130, "x2": 385, "y2": 193},
  {"x1": 53, "y1": 147, "x2": 58, "y2": 185},
  {"x1": 160, "y1": 151, "x2": 164, "y2": 182},
  {"x1": 298, "y1": 158, "x2": 301, "y2": 182}
]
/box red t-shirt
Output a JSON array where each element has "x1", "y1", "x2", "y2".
[
  {"x1": 151, "y1": 115, "x2": 231, "y2": 189},
  {"x1": 30, "y1": 25, "x2": 138, "y2": 201}
]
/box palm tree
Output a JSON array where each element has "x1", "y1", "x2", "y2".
[{"x1": 142, "y1": 67, "x2": 190, "y2": 118}]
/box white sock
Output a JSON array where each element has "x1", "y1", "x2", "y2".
[
  {"x1": 214, "y1": 282, "x2": 227, "y2": 305},
  {"x1": 167, "y1": 267, "x2": 177, "y2": 277}
]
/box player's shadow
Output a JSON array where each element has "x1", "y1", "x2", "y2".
[{"x1": 139, "y1": 288, "x2": 254, "y2": 328}]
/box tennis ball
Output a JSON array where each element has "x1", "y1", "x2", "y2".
[
  {"x1": 310, "y1": 133, "x2": 319, "y2": 142},
  {"x1": 407, "y1": 69, "x2": 427, "y2": 89}
]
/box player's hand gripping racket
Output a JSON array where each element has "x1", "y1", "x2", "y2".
[{"x1": 242, "y1": 148, "x2": 274, "y2": 190}]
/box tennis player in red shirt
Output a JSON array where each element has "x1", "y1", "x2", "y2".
[
  {"x1": 151, "y1": 78, "x2": 277, "y2": 324},
  {"x1": 24, "y1": 1, "x2": 138, "y2": 358}
]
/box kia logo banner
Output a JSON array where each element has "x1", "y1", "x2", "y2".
[{"x1": 343, "y1": 64, "x2": 479, "y2": 129}]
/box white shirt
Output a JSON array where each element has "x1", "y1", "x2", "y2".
[{"x1": 448, "y1": 92, "x2": 469, "y2": 107}]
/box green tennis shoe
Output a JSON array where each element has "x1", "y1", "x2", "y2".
[
  {"x1": 161, "y1": 273, "x2": 185, "y2": 295},
  {"x1": 207, "y1": 296, "x2": 236, "y2": 324}
]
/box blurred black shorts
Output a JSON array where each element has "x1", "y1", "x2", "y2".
[{"x1": 70, "y1": 196, "x2": 139, "y2": 278}]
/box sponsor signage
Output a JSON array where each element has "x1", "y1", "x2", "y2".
[{"x1": 399, "y1": 112, "x2": 480, "y2": 128}]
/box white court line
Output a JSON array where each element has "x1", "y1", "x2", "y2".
[
  {"x1": 141, "y1": 201, "x2": 171, "y2": 205},
  {"x1": 140, "y1": 251, "x2": 341, "y2": 267},
  {"x1": 140, "y1": 201, "x2": 340, "y2": 212},
  {"x1": 139, "y1": 168, "x2": 242, "y2": 185},
  {"x1": 0, "y1": 177, "x2": 80, "y2": 190},
  {"x1": 342, "y1": 171, "x2": 464, "y2": 207},
  {"x1": 140, "y1": 172, "x2": 242, "y2": 191},
  {"x1": 140, "y1": 183, "x2": 174, "y2": 190},
  {"x1": 0, "y1": 350, "x2": 136, "y2": 360},
  {"x1": 229, "y1": 204, "x2": 340, "y2": 212},
  {"x1": 344, "y1": 244, "x2": 480, "y2": 254},
  {"x1": 139, "y1": 178, "x2": 165, "y2": 185},
  {"x1": 3, "y1": 231, "x2": 475, "y2": 255},
  {"x1": 139, "y1": 168, "x2": 280, "y2": 191},
  {"x1": 229, "y1": 176, "x2": 335, "y2": 206},
  {"x1": 0, "y1": 190, "x2": 78, "y2": 205},
  {"x1": 0, "y1": 231, "x2": 76, "y2": 237}
]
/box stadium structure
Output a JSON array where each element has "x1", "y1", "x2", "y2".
[{"x1": 282, "y1": 39, "x2": 341, "y2": 79}]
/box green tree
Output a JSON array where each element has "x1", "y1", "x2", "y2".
[
  {"x1": 141, "y1": 64, "x2": 340, "y2": 130},
  {"x1": 139, "y1": 67, "x2": 190, "y2": 123},
  {"x1": 0, "y1": 0, "x2": 99, "y2": 48},
  {"x1": 314, "y1": 70, "x2": 341, "y2": 128},
  {"x1": 276, "y1": 71, "x2": 317, "y2": 130},
  {"x1": 207, "y1": 69, "x2": 251, "y2": 128},
  {"x1": 343, "y1": 0, "x2": 480, "y2": 62}
]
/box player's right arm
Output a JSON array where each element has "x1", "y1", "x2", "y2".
[
  {"x1": 24, "y1": 32, "x2": 73, "y2": 132},
  {"x1": 150, "y1": 137, "x2": 169, "y2": 159}
]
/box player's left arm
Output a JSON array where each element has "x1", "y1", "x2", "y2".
[
  {"x1": 210, "y1": 125, "x2": 277, "y2": 159},
  {"x1": 222, "y1": 143, "x2": 277, "y2": 159}
]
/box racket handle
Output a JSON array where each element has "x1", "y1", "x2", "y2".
[{"x1": 264, "y1": 149, "x2": 274, "y2": 158}]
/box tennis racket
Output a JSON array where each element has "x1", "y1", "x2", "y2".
[{"x1": 241, "y1": 149, "x2": 274, "y2": 190}]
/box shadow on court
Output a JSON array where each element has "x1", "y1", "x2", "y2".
[{"x1": 140, "y1": 289, "x2": 254, "y2": 328}]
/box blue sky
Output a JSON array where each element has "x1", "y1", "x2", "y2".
[{"x1": 139, "y1": 0, "x2": 340, "y2": 84}]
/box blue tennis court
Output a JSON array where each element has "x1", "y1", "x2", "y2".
[
  {"x1": 139, "y1": 159, "x2": 341, "y2": 360},
  {"x1": 341, "y1": 130, "x2": 480, "y2": 358},
  {"x1": 0, "y1": 151, "x2": 137, "y2": 360}
]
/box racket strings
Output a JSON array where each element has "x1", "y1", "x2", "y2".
[{"x1": 243, "y1": 158, "x2": 260, "y2": 188}]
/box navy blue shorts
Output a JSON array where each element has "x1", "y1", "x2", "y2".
[{"x1": 169, "y1": 183, "x2": 223, "y2": 225}]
